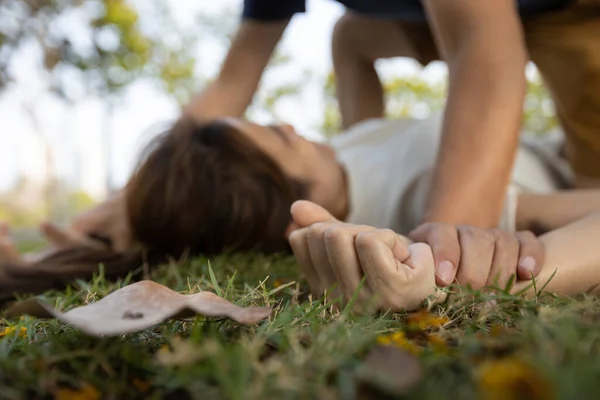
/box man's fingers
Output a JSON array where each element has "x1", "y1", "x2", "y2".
[
  {"x1": 290, "y1": 200, "x2": 338, "y2": 228},
  {"x1": 515, "y1": 230, "x2": 544, "y2": 280},
  {"x1": 487, "y1": 229, "x2": 520, "y2": 289},
  {"x1": 456, "y1": 226, "x2": 494, "y2": 290},
  {"x1": 410, "y1": 223, "x2": 461, "y2": 287}
]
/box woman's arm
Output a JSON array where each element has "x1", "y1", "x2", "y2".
[
  {"x1": 516, "y1": 190, "x2": 600, "y2": 233},
  {"x1": 512, "y1": 212, "x2": 600, "y2": 296}
]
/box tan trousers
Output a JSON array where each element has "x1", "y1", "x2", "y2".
[{"x1": 400, "y1": 0, "x2": 600, "y2": 178}]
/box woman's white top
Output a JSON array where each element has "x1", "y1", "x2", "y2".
[{"x1": 330, "y1": 115, "x2": 568, "y2": 234}]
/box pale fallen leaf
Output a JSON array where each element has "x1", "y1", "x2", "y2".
[
  {"x1": 155, "y1": 336, "x2": 205, "y2": 367},
  {"x1": 5, "y1": 280, "x2": 272, "y2": 337},
  {"x1": 355, "y1": 344, "x2": 422, "y2": 396},
  {"x1": 54, "y1": 382, "x2": 101, "y2": 400}
]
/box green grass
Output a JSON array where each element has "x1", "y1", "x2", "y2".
[{"x1": 1, "y1": 253, "x2": 599, "y2": 400}]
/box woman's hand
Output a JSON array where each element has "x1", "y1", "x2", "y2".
[
  {"x1": 0, "y1": 224, "x2": 24, "y2": 265},
  {"x1": 40, "y1": 222, "x2": 109, "y2": 252},
  {"x1": 69, "y1": 190, "x2": 132, "y2": 252},
  {"x1": 4, "y1": 222, "x2": 111, "y2": 266},
  {"x1": 288, "y1": 201, "x2": 440, "y2": 313}
]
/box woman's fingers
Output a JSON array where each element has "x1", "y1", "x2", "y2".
[
  {"x1": 354, "y1": 229, "x2": 413, "y2": 310},
  {"x1": 305, "y1": 222, "x2": 344, "y2": 302},
  {"x1": 289, "y1": 217, "x2": 379, "y2": 307},
  {"x1": 41, "y1": 222, "x2": 106, "y2": 250},
  {"x1": 289, "y1": 200, "x2": 362, "y2": 305},
  {"x1": 355, "y1": 230, "x2": 439, "y2": 312},
  {"x1": 289, "y1": 228, "x2": 324, "y2": 297},
  {"x1": 41, "y1": 222, "x2": 73, "y2": 248},
  {"x1": 0, "y1": 225, "x2": 23, "y2": 265},
  {"x1": 290, "y1": 217, "x2": 439, "y2": 313},
  {"x1": 290, "y1": 200, "x2": 338, "y2": 228},
  {"x1": 402, "y1": 243, "x2": 441, "y2": 309},
  {"x1": 323, "y1": 224, "x2": 376, "y2": 303}
]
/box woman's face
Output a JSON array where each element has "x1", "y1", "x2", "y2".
[{"x1": 223, "y1": 118, "x2": 346, "y2": 208}]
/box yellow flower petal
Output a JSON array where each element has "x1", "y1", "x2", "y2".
[
  {"x1": 477, "y1": 357, "x2": 553, "y2": 400},
  {"x1": 0, "y1": 326, "x2": 27, "y2": 338},
  {"x1": 407, "y1": 310, "x2": 449, "y2": 330},
  {"x1": 427, "y1": 334, "x2": 449, "y2": 354},
  {"x1": 376, "y1": 335, "x2": 393, "y2": 346},
  {"x1": 54, "y1": 383, "x2": 101, "y2": 400}
]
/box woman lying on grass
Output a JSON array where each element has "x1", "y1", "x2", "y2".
[{"x1": 0, "y1": 114, "x2": 599, "y2": 311}]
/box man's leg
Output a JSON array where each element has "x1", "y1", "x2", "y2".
[
  {"x1": 523, "y1": 0, "x2": 600, "y2": 188},
  {"x1": 331, "y1": 14, "x2": 438, "y2": 130}
]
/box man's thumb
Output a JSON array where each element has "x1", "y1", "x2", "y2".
[{"x1": 290, "y1": 200, "x2": 337, "y2": 228}]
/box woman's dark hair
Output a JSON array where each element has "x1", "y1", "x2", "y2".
[
  {"x1": 127, "y1": 117, "x2": 308, "y2": 256},
  {"x1": 0, "y1": 118, "x2": 308, "y2": 304}
]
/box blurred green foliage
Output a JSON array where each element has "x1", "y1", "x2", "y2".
[
  {"x1": 0, "y1": 178, "x2": 96, "y2": 227},
  {"x1": 0, "y1": 0, "x2": 197, "y2": 104},
  {"x1": 319, "y1": 68, "x2": 558, "y2": 136}
]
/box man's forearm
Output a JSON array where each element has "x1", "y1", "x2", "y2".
[
  {"x1": 424, "y1": 46, "x2": 526, "y2": 228},
  {"x1": 184, "y1": 79, "x2": 254, "y2": 122},
  {"x1": 183, "y1": 20, "x2": 289, "y2": 122}
]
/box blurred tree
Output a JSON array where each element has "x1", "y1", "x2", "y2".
[
  {"x1": 0, "y1": 0, "x2": 200, "y2": 221},
  {"x1": 0, "y1": 176, "x2": 96, "y2": 228},
  {"x1": 0, "y1": 0, "x2": 197, "y2": 103},
  {"x1": 0, "y1": 0, "x2": 306, "y2": 226},
  {"x1": 523, "y1": 73, "x2": 559, "y2": 135},
  {"x1": 319, "y1": 66, "x2": 557, "y2": 136}
]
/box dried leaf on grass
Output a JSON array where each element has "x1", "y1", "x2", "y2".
[
  {"x1": 155, "y1": 336, "x2": 208, "y2": 367},
  {"x1": 0, "y1": 326, "x2": 27, "y2": 338},
  {"x1": 4, "y1": 280, "x2": 272, "y2": 337},
  {"x1": 54, "y1": 382, "x2": 101, "y2": 400},
  {"x1": 354, "y1": 344, "x2": 422, "y2": 397}
]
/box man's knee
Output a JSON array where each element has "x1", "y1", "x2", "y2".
[{"x1": 332, "y1": 13, "x2": 437, "y2": 66}]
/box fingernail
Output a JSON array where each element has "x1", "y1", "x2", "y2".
[
  {"x1": 519, "y1": 256, "x2": 535, "y2": 272},
  {"x1": 437, "y1": 260, "x2": 455, "y2": 285}
]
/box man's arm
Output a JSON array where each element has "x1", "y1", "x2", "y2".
[
  {"x1": 183, "y1": 20, "x2": 289, "y2": 122},
  {"x1": 421, "y1": 0, "x2": 528, "y2": 227}
]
